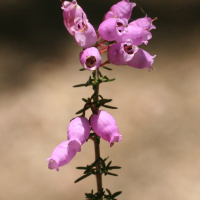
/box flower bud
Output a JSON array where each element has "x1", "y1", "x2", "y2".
[
  {"x1": 46, "y1": 140, "x2": 80, "y2": 171},
  {"x1": 79, "y1": 47, "x2": 102, "y2": 71},
  {"x1": 104, "y1": 0, "x2": 136, "y2": 21},
  {"x1": 67, "y1": 117, "x2": 90, "y2": 146},
  {"x1": 90, "y1": 110, "x2": 122, "y2": 147}
]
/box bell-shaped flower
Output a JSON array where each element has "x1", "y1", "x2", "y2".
[
  {"x1": 127, "y1": 48, "x2": 156, "y2": 70},
  {"x1": 90, "y1": 110, "x2": 122, "y2": 147},
  {"x1": 107, "y1": 39, "x2": 138, "y2": 65},
  {"x1": 104, "y1": 0, "x2": 136, "y2": 21},
  {"x1": 67, "y1": 117, "x2": 90, "y2": 146},
  {"x1": 129, "y1": 16, "x2": 156, "y2": 31},
  {"x1": 46, "y1": 140, "x2": 81, "y2": 171},
  {"x1": 98, "y1": 18, "x2": 128, "y2": 41},
  {"x1": 71, "y1": 17, "x2": 97, "y2": 48},
  {"x1": 79, "y1": 47, "x2": 102, "y2": 71},
  {"x1": 62, "y1": 0, "x2": 87, "y2": 35},
  {"x1": 116, "y1": 24, "x2": 150, "y2": 45}
]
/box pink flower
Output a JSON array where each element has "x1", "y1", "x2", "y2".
[
  {"x1": 127, "y1": 48, "x2": 156, "y2": 70},
  {"x1": 107, "y1": 39, "x2": 138, "y2": 65},
  {"x1": 62, "y1": 0, "x2": 87, "y2": 35},
  {"x1": 72, "y1": 17, "x2": 97, "y2": 48},
  {"x1": 46, "y1": 140, "x2": 81, "y2": 171},
  {"x1": 98, "y1": 18, "x2": 128, "y2": 41},
  {"x1": 129, "y1": 16, "x2": 156, "y2": 31},
  {"x1": 67, "y1": 117, "x2": 90, "y2": 146},
  {"x1": 90, "y1": 110, "x2": 122, "y2": 147},
  {"x1": 104, "y1": 0, "x2": 136, "y2": 21},
  {"x1": 79, "y1": 47, "x2": 102, "y2": 71}
]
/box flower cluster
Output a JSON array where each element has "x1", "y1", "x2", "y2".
[
  {"x1": 47, "y1": 111, "x2": 122, "y2": 171},
  {"x1": 61, "y1": 0, "x2": 156, "y2": 71}
]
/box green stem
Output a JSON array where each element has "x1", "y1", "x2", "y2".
[{"x1": 93, "y1": 69, "x2": 103, "y2": 198}]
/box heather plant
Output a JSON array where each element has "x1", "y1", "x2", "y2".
[{"x1": 46, "y1": 0, "x2": 156, "y2": 199}]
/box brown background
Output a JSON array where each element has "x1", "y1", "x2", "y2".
[{"x1": 0, "y1": 0, "x2": 200, "y2": 199}]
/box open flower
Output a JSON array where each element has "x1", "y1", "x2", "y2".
[
  {"x1": 127, "y1": 48, "x2": 156, "y2": 70},
  {"x1": 46, "y1": 140, "x2": 81, "y2": 171},
  {"x1": 79, "y1": 47, "x2": 102, "y2": 71},
  {"x1": 62, "y1": 0, "x2": 87, "y2": 35},
  {"x1": 108, "y1": 39, "x2": 138, "y2": 65},
  {"x1": 104, "y1": 0, "x2": 136, "y2": 21},
  {"x1": 90, "y1": 110, "x2": 122, "y2": 147}
]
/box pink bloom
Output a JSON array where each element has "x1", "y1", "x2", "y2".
[
  {"x1": 98, "y1": 18, "x2": 128, "y2": 41},
  {"x1": 79, "y1": 47, "x2": 102, "y2": 71},
  {"x1": 127, "y1": 48, "x2": 156, "y2": 70},
  {"x1": 129, "y1": 16, "x2": 156, "y2": 31},
  {"x1": 116, "y1": 24, "x2": 150, "y2": 45},
  {"x1": 46, "y1": 140, "x2": 80, "y2": 171},
  {"x1": 107, "y1": 39, "x2": 138, "y2": 65},
  {"x1": 62, "y1": 0, "x2": 87, "y2": 35},
  {"x1": 90, "y1": 110, "x2": 122, "y2": 147},
  {"x1": 72, "y1": 17, "x2": 97, "y2": 48},
  {"x1": 104, "y1": 0, "x2": 136, "y2": 21},
  {"x1": 67, "y1": 117, "x2": 90, "y2": 146}
]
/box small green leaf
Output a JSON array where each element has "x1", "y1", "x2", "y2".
[
  {"x1": 107, "y1": 172, "x2": 118, "y2": 176},
  {"x1": 75, "y1": 106, "x2": 90, "y2": 115},
  {"x1": 98, "y1": 70, "x2": 103, "y2": 77},
  {"x1": 102, "y1": 105, "x2": 118, "y2": 109},
  {"x1": 73, "y1": 83, "x2": 86, "y2": 87},
  {"x1": 76, "y1": 167, "x2": 87, "y2": 170},
  {"x1": 82, "y1": 98, "x2": 88, "y2": 102},
  {"x1": 104, "y1": 78, "x2": 115, "y2": 82},
  {"x1": 74, "y1": 173, "x2": 92, "y2": 183},
  {"x1": 79, "y1": 68, "x2": 86, "y2": 71},
  {"x1": 106, "y1": 189, "x2": 112, "y2": 196},
  {"x1": 112, "y1": 191, "x2": 122, "y2": 198},
  {"x1": 103, "y1": 66, "x2": 112, "y2": 70},
  {"x1": 108, "y1": 166, "x2": 121, "y2": 170}
]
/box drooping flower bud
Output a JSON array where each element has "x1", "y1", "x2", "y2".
[
  {"x1": 71, "y1": 17, "x2": 97, "y2": 48},
  {"x1": 79, "y1": 47, "x2": 102, "y2": 71},
  {"x1": 62, "y1": 0, "x2": 87, "y2": 35},
  {"x1": 104, "y1": 0, "x2": 136, "y2": 21},
  {"x1": 107, "y1": 39, "x2": 138, "y2": 65},
  {"x1": 67, "y1": 117, "x2": 90, "y2": 146},
  {"x1": 46, "y1": 140, "x2": 80, "y2": 171},
  {"x1": 90, "y1": 110, "x2": 122, "y2": 147},
  {"x1": 127, "y1": 48, "x2": 156, "y2": 70}
]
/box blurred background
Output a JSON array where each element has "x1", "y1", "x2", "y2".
[{"x1": 1, "y1": 0, "x2": 200, "y2": 199}]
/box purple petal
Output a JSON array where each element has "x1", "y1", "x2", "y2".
[
  {"x1": 107, "y1": 40, "x2": 138, "y2": 65},
  {"x1": 79, "y1": 47, "x2": 102, "y2": 71},
  {"x1": 72, "y1": 18, "x2": 97, "y2": 48},
  {"x1": 67, "y1": 117, "x2": 90, "y2": 146},
  {"x1": 127, "y1": 48, "x2": 156, "y2": 70},
  {"x1": 62, "y1": 0, "x2": 87, "y2": 35},
  {"x1": 90, "y1": 110, "x2": 122, "y2": 146},
  {"x1": 104, "y1": 0, "x2": 136, "y2": 20},
  {"x1": 46, "y1": 140, "x2": 79, "y2": 171}
]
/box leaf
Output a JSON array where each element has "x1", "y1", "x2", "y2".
[
  {"x1": 112, "y1": 191, "x2": 122, "y2": 198},
  {"x1": 75, "y1": 106, "x2": 90, "y2": 115},
  {"x1": 107, "y1": 172, "x2": 118, "y2": 176},
  {"x1": 76, "y1": 167, "x2": 87, "y2": 170},
  {"x1": 106, "y1": 189, "x2": 112, "y2": 196},
  {"x1": 108, "y1": 166, "x2": 121, "y2": 170},
  {"x1": 102, "y1": 105, "x2": 118, "y2": 109},
  {"x1": 104, "y1": 78, "x2": 115, "y2": 82},
  {"x1": 103, "y1": 66, "x2": 112, "y2": 70},
  {"x1": 79, "y1": 68, "x2": 86, "y2": 71},
  {"x1": 73, "y1": 83, "x2": 86, "y2": 87},
  {"x1": 74, "y1": 173, "x2": 92, "y2": 183},
  {"x1": 82, "y1": 98, "x2": 88, "y2": 102}
]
